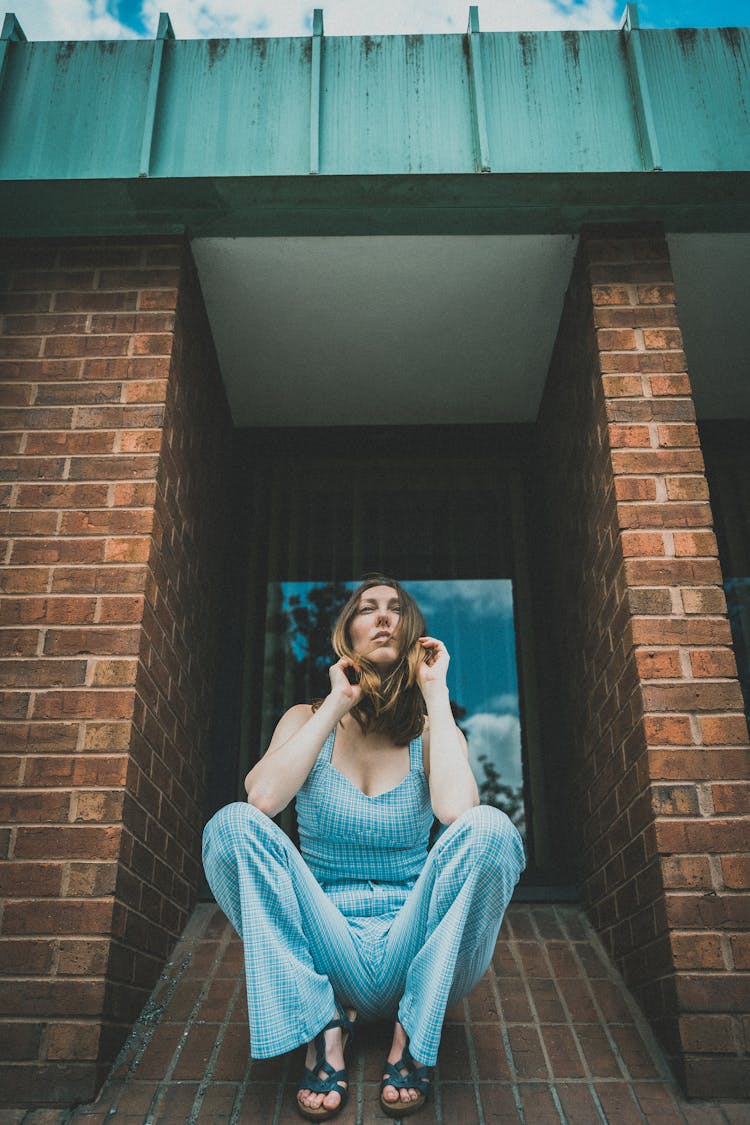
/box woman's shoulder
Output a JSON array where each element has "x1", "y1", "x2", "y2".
[{"x1": 269, "y1": 703, "x2": 313, "y2": 745}]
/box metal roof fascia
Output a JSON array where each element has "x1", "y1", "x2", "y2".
[{"x1": 2, "y1": 171, "x2": 750, "y2": 238}]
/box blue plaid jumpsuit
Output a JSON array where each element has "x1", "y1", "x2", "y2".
[{"x1": 202, "y1": 726, "x2": 525, "y2": 1066}]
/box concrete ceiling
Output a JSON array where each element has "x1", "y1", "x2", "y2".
[
  {"x1": 668, "y1": 234, "x2": 750, "y2": 421},
  {"x1": 192, "y1": 233, "x2": 749, "y2": 427}
]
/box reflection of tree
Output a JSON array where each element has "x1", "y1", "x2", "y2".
[
  {"x1": 476, "y1": 754, "x2": 525, "y2": 830},
  {"x1": 268, "y1": 581, "x2": 352, "y2": 709}
]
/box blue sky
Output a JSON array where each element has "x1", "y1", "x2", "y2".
[{"x1": 11, "y1": 0, "x2": 750, "y2": 41}]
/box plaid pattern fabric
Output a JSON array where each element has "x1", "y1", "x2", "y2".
[{"x1": 202, "y1": 728, "x2": 525, "y2": 1064}]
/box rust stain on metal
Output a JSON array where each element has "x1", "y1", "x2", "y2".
[
  {"x1": 55, "y1": 42, "x2": 76, "y2": 66},
  {"x1": 563, "y1": 31, "x2": 581, "y2": 70},
  {"x1": 719, "y1": 27, "x2": 742, "y2": 55},
  {"x1": 675, "y1": 28, "x2": 698, "y2": 54},
  {"x1": 363, "y1": 36, "x2": 382, "y2": 59},
  {"x1": 519, "y1": 33, "x2": 537, "y2": 69},
  {"x1": 461, "y1": 32, "x2": 471, "y2": 69},
  {"x1": 206, "y1": 39, "x2": 228, "y2": 68}
]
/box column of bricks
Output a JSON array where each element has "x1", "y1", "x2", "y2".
[
  {"x1": 0, "y1": 238, "x2": 231, "y2": 1106},
  {"x1": 536, "y1": 225, "x2": 750, "y2": 1099}
]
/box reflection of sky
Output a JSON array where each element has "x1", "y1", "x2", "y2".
[{"x1": 280, "y1": 579, "x2": 523, "y2": 789}]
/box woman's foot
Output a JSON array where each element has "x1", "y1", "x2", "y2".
[
  {"x1": 380, "y1": 1021, "x2": 429, "y2": 1111},
  {"x1": 297, "y1": 1005, "x2": 356, "y2": 1120}
]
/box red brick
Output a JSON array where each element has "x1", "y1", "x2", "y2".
[
  {"x1": 689, "y1": 649, "x2": 738, "y2": 678},
  {"x1": 719, "y1": 855, "x2": 750, "y2": 891},
  {"x1": 31, "y1": 690, "x2": 136, "y2": 720},
  {"x1": 601, "y1": 374, "x2": 644, "y2": 397},
  {"x1": 634, "y1": 649, "x2": 682, "y2": 678},
  {"x1": 661, "y1": 855, "x2": 713, "y2": 890},
  {"x1": 598, "y1": 328, "x2": 637, "y2": 350},
  {"x1": 700, "y1": 715, "x2": 750, "y2": 746},
  {"x1": 655, "y1": 819, "x2": 749, "y2": 854},
  {"x1": 43, "y1": 628, "x2": 140, "y2": 655},
  {"x1": 642, "y1": 681, "x2": 744, "y2": 711},
  {"x1": 592, "y1": 284, "x2": 632, "y2": 305},
  {"x1": 13, "y1": 825, "x2": 122, "y2": 860},
  {"x1": 138, "y1": 288, "x2": 179, "y2": 311},
  {"x1": 665, "y1": 475, "x2": 710, "y2": 501},
  {"x1": 652, "y1": 784, "x2": 699, "y2": 816},
  {"x1": 649, "y1": 373, "x2": 692, "y2": 395},
  {"x1": 712, "y1": 783, "x2": 750, "y2": 814},
  {"x1": 0, "y1": 862, "x2": 64, "y2": 897},
  {"x1": 673, "y1": 531, "x2": 718, "y2": 557},
  {"x1": 679, "y1": 1013, "x2": 737, "y2": 1053},
  {"x1": 46, "y1": 1023, "x2": 101, "y2": 1061},
  {"x1": 670, "y1": 932, "x2": 725, "y2": 970},
  {"x1": 650, "y1": 748, "x2": 750, "y2": 780},
  {"x1": 643, "y1": 328, "x2": 684, "y2": 349},
  {"x1": 614, "y1": 476, "x2": 657, "y2": 500},
  {"x1": 621, "y1": 531, "x2": 666, "y2": 556},
  {"x1": 631, "y1": 618, "x2": 731, "y2": 646},
  {"x1": 2, "y1": 898, "x2": 114, "y2": 936}
]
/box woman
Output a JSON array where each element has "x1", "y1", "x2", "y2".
[{"x1": 202, "y1": 577, "x2": 526, "y2": 1120}]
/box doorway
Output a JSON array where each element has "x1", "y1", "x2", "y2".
[{"x1": 210, "y1": 423, "x2": 558, "y2": 884}]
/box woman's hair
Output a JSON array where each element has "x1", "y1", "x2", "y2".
[{"x1": 316, "y1": 575, "x2": 427, "y2": 744}]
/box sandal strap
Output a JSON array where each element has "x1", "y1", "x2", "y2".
[
  {"x1": 381, "y1": 1052, "x2": 432, "y2": 1094},
  {"x1": 300, "y1": 1064, "x2": 347, "y2": 1096}
]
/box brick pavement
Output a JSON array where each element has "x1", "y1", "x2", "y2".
[{"x1": 2, "y1": 902, "x2": 748, "y2": 1124}]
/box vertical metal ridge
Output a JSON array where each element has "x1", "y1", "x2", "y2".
[
  {"x1": 621, "y1": 2, "x2": 663, "y2": 172},
  {"x1": 466, "y1": 6, "x2": 491, "y2": 173},
  {"x1": 310, "y1": 8, "x2": 324, "y2": 175},
  {"x1": 139, "y1": 11, "x2": 175, "y2": 178},
  {"x1": 0, "y1": 13, "x2": 26, "y2": 97}
]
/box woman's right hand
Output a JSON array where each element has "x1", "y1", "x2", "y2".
[{"x1": 328, "y1": 657, "x2": 363, "y2": 710}]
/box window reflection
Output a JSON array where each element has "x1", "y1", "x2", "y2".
[{"x1": 261, "y1": 579, "x2": 526, "y2": 836}]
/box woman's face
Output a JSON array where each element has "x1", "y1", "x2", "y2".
[{"x1": 348, "y1": 584, "x2": 403, "y2": 667}]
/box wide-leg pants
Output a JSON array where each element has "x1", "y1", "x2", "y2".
[{"x1": 202, "y1": 801, "x2": 525, "y2": 1066}]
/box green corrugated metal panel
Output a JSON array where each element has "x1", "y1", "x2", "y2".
[
  {"x1": 639, "y1": 29, "x2": 750, "y2": 171},
  {"x1": 0, "y1": 41, "x2": 152, "y2": 178},
  {"x1": 0, "y1": 22, "x2": 748, "y2": 189},
  {"x1": 479, "y1": 32, "x2": 641, "y2": 172},
  {"x1": 319, "y1": 36, "x2": 475, "y2": 174},
  {"x1": 151, "y1": 38, "x2": 312, "y2": 176}
]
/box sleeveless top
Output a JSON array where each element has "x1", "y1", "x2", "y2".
[{"x1": 296, "y1": 726, "x2": 434, "y2": 921}]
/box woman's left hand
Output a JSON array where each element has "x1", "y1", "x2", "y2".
[{"x1": 416, "y1": 636, "x2": 450, "y2": 696}]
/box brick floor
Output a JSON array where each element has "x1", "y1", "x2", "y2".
[{"x1": 4, "y1": 903, "x2": 748, "y2": 1124}]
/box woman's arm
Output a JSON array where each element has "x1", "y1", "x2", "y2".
[
  {"x1": 244, "y1": 657, "x2": 361, "y2": 818},
  {"x1": 418, "y1": 637, "x2": 479, "y2": 824}
]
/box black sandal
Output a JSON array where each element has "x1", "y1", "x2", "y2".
[
  {"x1": 379, "y1": 1043, "x2": 432, "y2": 1119},
  {"x1": 296, "y1": 1003, "x2": 356, "y2": 1122}
]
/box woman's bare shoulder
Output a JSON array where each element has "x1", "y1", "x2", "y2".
[{"x1": 267, "y1": 703, "x2": 314, "y2": 749}]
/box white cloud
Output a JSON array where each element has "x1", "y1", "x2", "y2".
[
  {"x1": 464, "y1": 710, "x2": 522, "y2": 788},
  {"x1": 481, "y1": 690, "x2": 519, "y2": 714},
  {"x1": 13, "y1": 0, "x2": 621, "y2": 41},
  {"x1": 11, "y1": 1, "x2": 139, "y2": 40},
  {"x1": 405, "y1": 579, "x2": 514, "y2": 623}
]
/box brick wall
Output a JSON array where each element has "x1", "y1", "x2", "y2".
[
  {"x1": 535, "y1": 227, "x2": 750, "y2": 1098},
  {"x1": 0, "y1": 238, "x2": 231, "y2": 1104}
]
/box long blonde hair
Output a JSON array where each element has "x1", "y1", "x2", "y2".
[{"x1": 322, "y1": 576, "x2": 427, "y2": 745}]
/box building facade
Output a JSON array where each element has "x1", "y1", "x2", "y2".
[{"x1": 0, "y1": 5, "x2": 749, "y2": 1106}]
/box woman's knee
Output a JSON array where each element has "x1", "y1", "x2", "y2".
[
  {"x1": 202, "y1": 800, "x2": 275, "y2": 862},
  {"x1": 447, "y1": 804, "x2": 526, "y2": 874}
]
